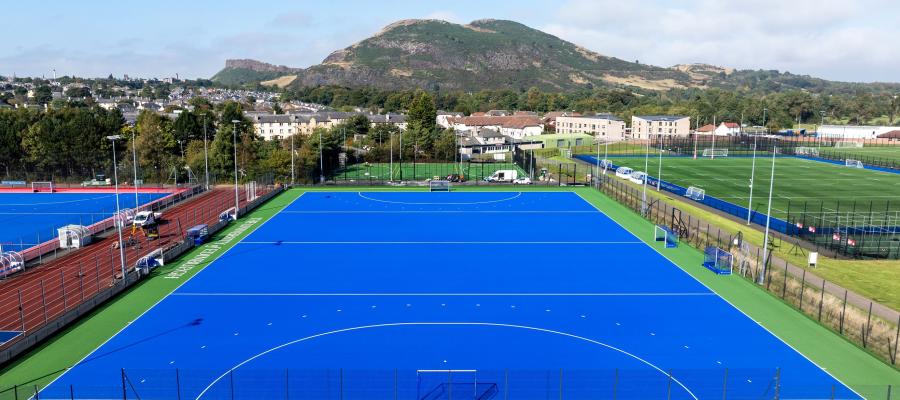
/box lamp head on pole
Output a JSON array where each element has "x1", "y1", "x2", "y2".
[{"x1": 106, "y1": 135, "x2": 122, "y2": 141}]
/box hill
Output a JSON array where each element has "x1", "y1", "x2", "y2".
[{"x1": 212, "y1": 19, "x2": 900, "y2": 94}]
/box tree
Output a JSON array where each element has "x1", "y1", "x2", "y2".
[
  {"x1": 135, "y1": 111, "x2": 177, "y2": 182},
  {"x1": 33, "y1": 85, "x2": 53, "y2": 105},
  {"x1": 211, "y1": 101, "x2": 254, "y2": 180},
  {"x1": 172, "y1": 111, "x2": 201, "y2": 143}
]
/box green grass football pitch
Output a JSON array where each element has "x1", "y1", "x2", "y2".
[
  {"x1": 605, "y1": 155, "x2": 900, "y2": 220},
  {"x1": 333, "y1": 162, "x2": 526, "y2": 181},
  {"x1": 818, "y1": 146, "x2": 900, "y2": 164}
]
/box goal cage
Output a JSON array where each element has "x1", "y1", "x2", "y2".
[
  {"x1": 599, "y1": 159, "x2": 614, "y2": 170},
  {"x1": 429, "y1": 180, "x2": 451, "y2": 192},
  {"x1": 702, "y1": 148, "x2": 728, "y2": 158},
  {"x1": 136, "y1": 248, "x2": 164, "y2": 272},
  {"x1": 560, "y1": 148, "x2": 573, "y2": 158},
  {"x1": 834, "y1": 141, "x2": 863, "y2": 148},
  {"x1": 654, "y1": 225, "x2": 678, "y2": 248},
  {"x1": 703, "y1": 246, "x2": 733, "y2": 275},
  {"x1": 416, "y1": 370, "x2": 497, "y2": 400},
  {"x1": 844, "y1": 159, "x2": 864, "y2": 168},
  {"x1": 685, "y1": 186, "x2": 705, "y2": 201},
  {"x1": 628, "y1": 171, "x2": 648, "y2": 184},
  {"x1": 794, "y1": 146, "x2": 819, "y2": 157},
  {"x1": 31, "y1": 181, "x2": 56, "y2": 192}
]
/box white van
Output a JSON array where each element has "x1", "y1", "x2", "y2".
[{"x1": 484, "y1": 170, "x2": 518, "y2": 183}]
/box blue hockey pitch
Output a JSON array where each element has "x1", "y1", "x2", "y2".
[
  {"x1": 41, "y1": 191, "x2": 857, "y2": 399},
  {"x1": 0, "y1": 192, "x2": 168, "y2": 252}
]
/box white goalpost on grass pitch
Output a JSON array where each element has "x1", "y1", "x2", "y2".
[
  {"x1": 845, "y1": 159, "x2": 864, "y2": 168},
  {"x1": 31, "y1": 181, "x2": 56, "y2": 192},
  {"x1": 702, "y1": 148, "x2": 728, "y2": 158},
  {"x1": 834, "y1": 141, "x2": 863, "y2": 148},
  {"x1": 685, "y1": 186, "x2": 705, "y2": 201},
  {"x1": 794, "y1": 147, "x2": 819, "y2": 157}
]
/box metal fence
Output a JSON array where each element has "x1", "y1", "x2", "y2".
[{"x1": 6, "y1": 367, "x2": 890, "y2": 400}]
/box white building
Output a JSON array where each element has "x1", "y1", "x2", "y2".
[
  {"x1": 817, "y1": 125, "x2": 898, "y2": 139},
  {"x1": 631, "y1": 116, "x2": 691, "y2": 139},
  {"x1": 448, "y1": 115, "x2": 543, "y2": 139},
  {"x1": 555, "y1": 114, "x2": 626, "y2": 141}
]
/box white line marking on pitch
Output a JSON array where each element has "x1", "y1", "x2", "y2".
[
  {"x1": 172, "y1": 292, "x2": 716, "y2": 297},
  {"x1": 238, "y1": 241, "x2": 645, "y2": 245}
]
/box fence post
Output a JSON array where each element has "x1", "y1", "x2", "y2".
[
  {"x1": 229, "y1": 369, "x2": 235, "y2": 400},
  {"x1": 818, "y1": 280, "x2": 826, "y2": 321},
  {"x1": 863, "y1": 302, "x2": 873, "y2": 348},
  {"x1": 40, "y1": 280, "x2": 48, "y2": 324},
  {"x1": 894, "y1": 315, "x2": 900, "y2": 365},
  {"x1": 176, "y1": 368, "x2": 181, "y2": 400},
  {"x1": 774, "y1": 368, "x2": 780, "y2": 400},
  {"x1": 799, "y1": 269, "x2": 806, "y2": 311},
  {"x1": 121, "y1": 368, "x2": 127, "y2": 400},
  {"x1": 61, "y1": 270, "x2": 67, "y2": 311},
  {"x1": 722, "y1": 368, "x2": 728, "y2": 400},
  {"x1": 666, "y1": 370, "x2": 673, "y2": 400},
  {"x1": 839, "y1": 290, "x2": 848, "y2": 334},
  {"x1": 781, "y1": 261, "x2": 788, "y2": 299},
  {"x1": 613, "y1": 368, "x2": 618, "y2": 400},
  {"x1": 17, "y1": 289, "x2": 25, "y2": 331}
]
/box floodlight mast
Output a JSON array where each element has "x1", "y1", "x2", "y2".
[
  {"x1": 757, "y1": 146, "x2": 777, "y2": 285},
  {"x1": 106, "y1": 135, "x2": 127, "y2": 281}
]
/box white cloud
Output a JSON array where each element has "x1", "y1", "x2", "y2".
[{"x1": 543, "y1": 0, "x2": 900, "y2": 82}]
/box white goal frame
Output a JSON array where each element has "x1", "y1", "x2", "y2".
[
  {"x1": 702, "y1": 148, "x2": 728, "y2": 158},
  {"x1": 844, "y1": 159, "x2": 864, "y2": 168},
  {"x1": 685, "y1": 186, "x2": 706, "y2": 201},
  {"x1": 31, "y1": 181, "x2": 56, "y2": 192},
  {"x1": 834, "y1": 141, "x2": 863, "y2": 148},
  {"x1": 794, "y1": 146, "x2": 819, "y2": 157},
  {"x1": 429, "y1": 180, "x2": 451, "y2": 192}
]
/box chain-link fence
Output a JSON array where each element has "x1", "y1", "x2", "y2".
[{"x1": 4, "y1": 367, "x2": 886, "y2": 400}]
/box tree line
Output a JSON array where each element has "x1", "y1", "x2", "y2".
[{"x1": 0, "y1": 92, "x2": 445, "y2": 184}]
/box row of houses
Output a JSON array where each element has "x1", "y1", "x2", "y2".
[{"x1": 248, "y1": 112, "x2": 407, "y2": 140}]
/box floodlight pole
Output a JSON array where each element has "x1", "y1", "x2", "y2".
[
  {"x1": 318, "y1": 129, "x2": 324, "y2": 184},
  {"x1": 203, "y1": 114, "x2": 209, "y2": 190},
  {"x1": 107, "y1": 135, "x2": 127, "y2": 281},
  {"x1": 290, "y1": 132, "x2": 295, "y2": 185},
  {"x1": 642, "y1": 137, "x2": 649, "y2": 215},
  {"x1": 604, "y1": 141, "x2": 609, "y2": 174},
  {"x1": 692, "y1": 115, "x2": 699, "y2": 159},
  {"x1": 763, "y1": 108, "x2": 768, "y2": 135},
  {"x1": 389, "y1": 130, "x2": 394, "y2": 182},
  {"x1": 710, "y1": 115, "x2": 717, "y2": 159},
  {"x1": 757, "y1": 146, "x2": 777, "y2": 285},
  {"x1": 657, "y1": 134, "x2": 663, "y2": 191},
  {"x1": 231, "y1": 120, "x2": 240, "y2": 219},
  {"x1": 130, "y1": 129, "x2": 138, "y2": 206},
  {"x1": 747, "y1": 135, "x2": 757, "y2": 224}
]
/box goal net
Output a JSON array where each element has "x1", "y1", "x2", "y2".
[
  {"x1": 845, "y1": 159, "x2": 864, "y2": 168},
  {"x1": 599, "y1": 159, "x2": 613, "y2": 170},
  {"x1": 628, "y1": 171, "x2": 647, "y2": 184},
  {"x1": 31, "y1": 181, "x2": 56, "y2": 193},
  {"x1": 703, "y1": 246, "x2": 733, "y2": 275},
  {"x1": 429, "y1": 180, "x2": 451, "y2": 192},
  {"x1": 794, "y1": 146, "x2": 819, "y2": 157},
  {"x1": 417, "y1": 370, "x2": 496, "y2": 400},
  {"x1": 655, "y1": 225, "x2": 678, "y2": 248},
  {"x1": 834, "y1": 141, "x2": 863, "y2": 148},
  {"x1": 702, "y1": 148, "x2": 728, "y2": 157},
  {"x1": 685, "y1": 186, "x2": 705, "y2": 201}
]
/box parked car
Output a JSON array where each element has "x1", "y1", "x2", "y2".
[{"x1": 513, "y1": 177, "x2": 532, "y2": 185}]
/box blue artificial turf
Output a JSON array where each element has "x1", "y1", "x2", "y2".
[
  {"x1": 0, "y1": 192, "x2": 168, "y2": 252},
  {"x1": 39, "y1": 192, "x2": 857, "y2": 400}
]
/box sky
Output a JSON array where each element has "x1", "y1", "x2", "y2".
[{"x1": 2, "y1": 0, "x2": 899, "y2": 83}]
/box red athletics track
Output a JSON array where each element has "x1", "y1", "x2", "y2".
[
  {"x1": 0, "y1": 186, "x2": 172, "y2": 194},
  {"x1": 0, "y1": 186, "x2": 263, "y2": 349}
]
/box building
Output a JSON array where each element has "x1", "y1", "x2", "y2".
[
  {"x1": 448, "y1": 115, "x2": 544, "y2": 139},
  {"x1": 696, "y1": 122, "x2": 741, "y2": 136},
  {"x1": 366, "y1": 113, "x2": 407, "y2": 131},
  {"x1": 436, "y1": 111, "x2": 463, "y2": 129},
  {"x1": 250, "y1": 111, "x2": 409, "y2": 141},
  {"x1": 251, "y1": 114, "x2": 303, "y2": 141},
  {"x1": 631, "y1": 116, "x2": 691, "y2": 139},
  {"x1": 531, "y1": 133, "x2": 594, "y2": 149},
  {"x1": 817, "y1": 125, "x2": 898, "y2": 139},
  {"x1": 555, "y1": 114, "x2": 626, "y2": 141},
  {"x1": 541, "y1": 111, "x2": 581, "y2": 130}
]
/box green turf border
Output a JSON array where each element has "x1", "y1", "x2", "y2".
[{"x1": 1, "y1": 186, "x2": 897, "y2": 399}]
